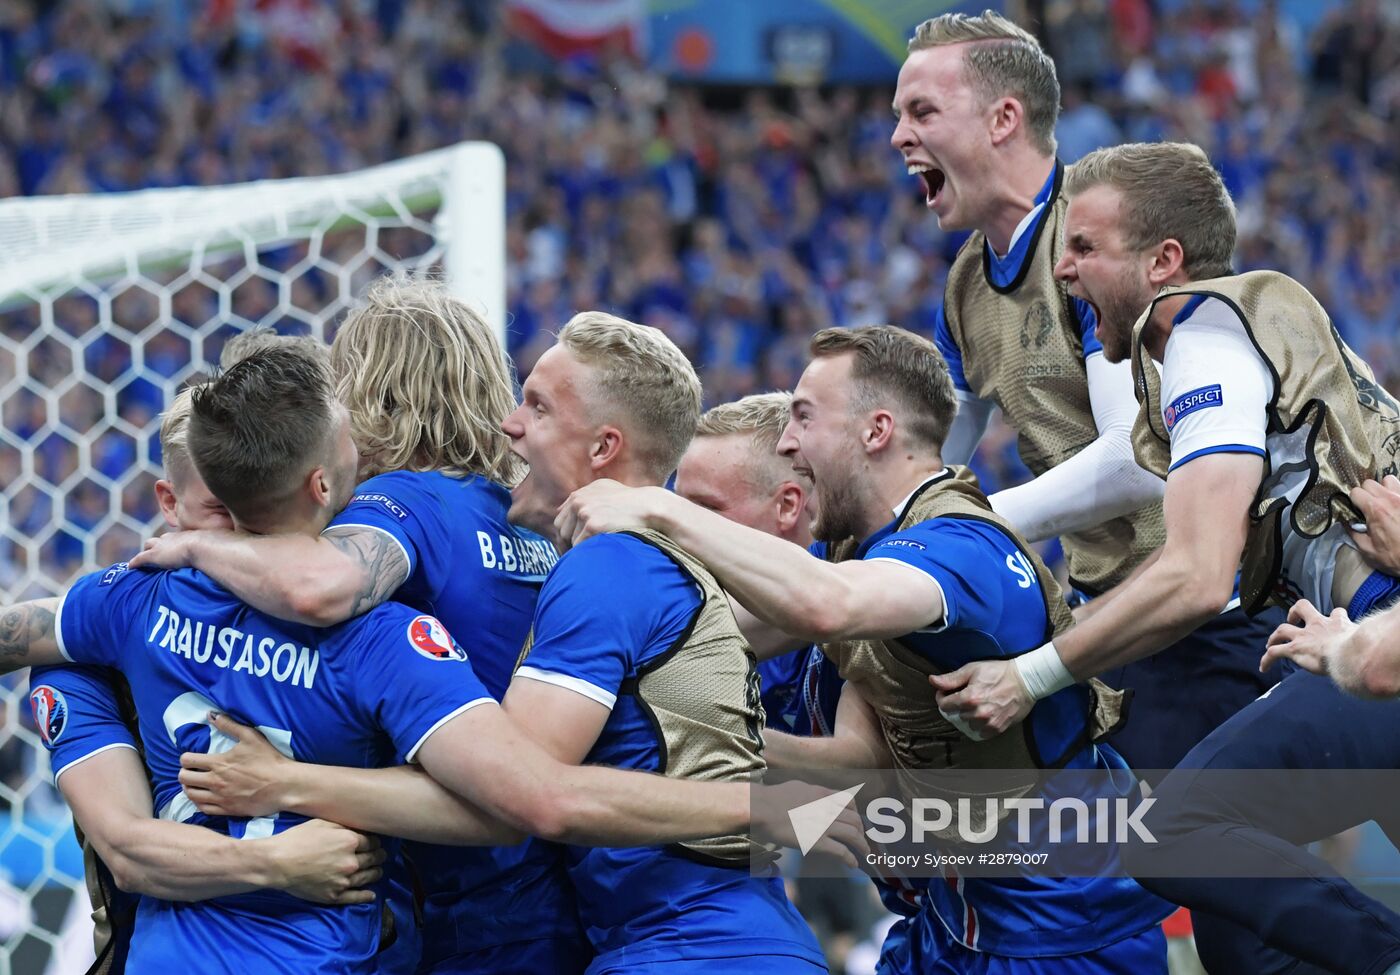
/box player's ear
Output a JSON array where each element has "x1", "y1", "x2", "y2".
[
  {"x1": 589, "y1": 426, "x2": 624, "y2": 472},
  {"x1": 307, "y1": 464, "x2": 333, "y2": 508},
  {"x1": 1148, "y1": 239, "x2": 1186, "y2": 286},
  {"x1": 864, "y1": 410, "x2": 896, "y2": 454},
  {"x1": 773, "y1": 481, "x2": 806, "y2": 535},
  {"x1": 989, "y1": 96, "x2": 1022, "y2": 146},
  {"x1": 155, "y1": 479, "x2": 180, "y2": 530}
]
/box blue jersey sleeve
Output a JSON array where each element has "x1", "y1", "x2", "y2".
[
  {"x1": 865, "y1": 519, "x2": 1027, "y2": 633},
  {"x1": 343, "y1": 606, "x2": 496, "y2": 763},
  {"x1": 328, "y1": 471, "x2": 449, "y2": 593},
  {"x1": 515, "y1": 534, "x2": 699, "y2": 710},
  {"x1": 1074, "y1": 298, "x2": 1103, "y2": 358},
  {"x1": 29, "y1": 665, "x2": 139, "y2": 785},
  {"x1": 933, "y1": 303, "x2": 971, "y2": 393},
  {"x1": 55, "y1": 563, "x2": 149, "y2": 668}
]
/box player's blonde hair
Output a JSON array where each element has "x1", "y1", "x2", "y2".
[
  {"x1": 558, "y1": 311, "x2": 702, "y2": 480},
  {"x1": 1066, "y1": 142, "x2": 1237, "y2": 280},
  {"x1": 331, "y1": 275, "x2": 524, "y2": 484},
  {"x1": 908, "y1": 10, "x2": 1059, "y2": 156},
  {"x1": 695, "y1": 392, "x2": 799, "y2": 487},
  {"x1": 159, "y1": 386, "x2": 198, "y2": 486},
  {"x1": 220, "y1": 327, "x2": 331, "y2": 371},
  {"x1": 809, "y1": 326, "x2": 957, "y2": 451}
]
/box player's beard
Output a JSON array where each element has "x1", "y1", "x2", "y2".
[
  {"x1": 1094, "y1": 270, "x2": 1155, "y2": 364},
  {"x1": 810, "y1": 467, "x2": 869, "y2": 545}
]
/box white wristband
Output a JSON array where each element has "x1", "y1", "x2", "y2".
[{"x1": 1013, "y1": 641, "x2": 1075, "y2": 700}]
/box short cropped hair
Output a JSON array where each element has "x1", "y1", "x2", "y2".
[
  {"x1": 908, "y1": 10, "x2": 1059, "y2": 156},
  {"x1": 332, "y1": 275, "x2": 523, "y2": 483},
  {"x1": 696, "y1": 392, "x2": 795, "y2": 486},
  {"x1": 158, "y1": 387, "x2": 198, "y2": 486},
  {"x1": 188, "y1": 348, "x2": 338, "y2": 524},
  {"x1": 809, "y1": 326, "x2": 957, "y2": 450},
  {"x1": 220, "y1": 327, "x2": 331, "y2": 371},
  {"x1": 558, "y1": 311, "x2": 702, "y2": 480},
  {"x1": 1066, "y1": 142, "x2": 1237, "y2": 280}
]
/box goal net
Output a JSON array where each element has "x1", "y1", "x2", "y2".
[{"x1": 0, "y1": 141, "x2": 505, "y2": 974}]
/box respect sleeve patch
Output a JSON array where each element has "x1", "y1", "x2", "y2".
[
  {"x1": 347, "y1": 492, "x2": 411, "y2": 521},
  {"x1": 1164, "y1": 384, "x2": 1222, "y2": 430}
]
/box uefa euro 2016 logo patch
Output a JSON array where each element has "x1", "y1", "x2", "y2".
[
  {"x1": 407, "y1": 615, "x2": 469, "y2": 662},
  {"x1": 29, "y1": 686, "x2": 68, "y2": 746},
  {"x1": 1164, "y1": 384, "x2": 1223, "y2": 431}
]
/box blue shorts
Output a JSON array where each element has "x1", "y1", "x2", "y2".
[
  {"x1": 416, "y1": 936, "x2": 591, "y2": 975},
  {"x1": 1127, "y1": 669, "x2": 1400, "y2": 974},
  {"x1": 1098, "y1": 603, "x2": 1287, "y2": 781},
  {"x1": 877, "y1": 918, "x2": 1166, "y2": 975}
]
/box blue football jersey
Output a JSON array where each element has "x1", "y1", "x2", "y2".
[
  {"x1": 513, "y1": 534, "x2": 825, "y2": 970},
  {"x1": 30, "y1": 664, "x2": 138, "y2": 785},
  {"x1": 757, "y1": 648, "x2": 805, "y2": 731},
  {"x1": 55, "y1": 563, "x2": 494, "y2": 974},
  {"x1": 30, "y1": 663, "x2": 144, "y2": 962},
  {"x1": 848, "y1": 511, "x2": 1173, "y2": 957},
  {"x1": 760, "y1": 645, "x2": 842, "y2": 738},
  {"x1": 328, "y1": 470, "x2": 581, "y2": 967}
]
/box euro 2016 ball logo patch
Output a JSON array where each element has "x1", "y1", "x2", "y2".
[
  {"x1": 407, "y1": 615, "x2": 468, "y2": 662},
  {"x1": 30, "y1": 686, "x2": 68, "y2": 746}
]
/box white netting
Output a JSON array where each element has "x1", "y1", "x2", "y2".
[{"x1": 0, "y1": 141, "x2": 503, "y2": 974}]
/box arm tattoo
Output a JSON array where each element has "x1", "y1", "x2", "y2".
[
  {"x1": 322, "y1": 527, "x2": 410, "y2": 618},
  {"x1": 0, "y1": 599, "x2": 57, "y2": 669}
]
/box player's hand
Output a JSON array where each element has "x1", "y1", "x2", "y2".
[
  {"x1": 1349, "y1": 475, "x2": 1400, "y2": 576},
  {"x1": 1261, "y1": 599, "x2": 1356, "y2": 676},
  {"x1": 179, "y1": 712, "x2": 291, "y2": 818},
  {"x1": 262, "y1": 819, "x2": 385, "y2": 906},
  {"x1": 129, "y1": 531, "x2": 197, "y2": 570},
  {"x1": 751, "y1": 779, "x2": 870, "y2": 869},
  {"x1": 930, "y1": 659, "x2": 1032, "y2": 739},
  {"x1": 554, "y1": 480, "x2": 671, "y2": 552}
]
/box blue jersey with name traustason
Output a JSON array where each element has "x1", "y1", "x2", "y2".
[
  {"x1": 329, "y1": 470, "x2": 579, "y2": 965},
  {"x1": 514, "y1": 533, "x2": 825, "y2": 970},
  {"x1": 55, "y1": 563, "x2": 493, "y2": 975},
  {"x1": 824, "y1": 501, "x2": 1172, "y2": 958}
]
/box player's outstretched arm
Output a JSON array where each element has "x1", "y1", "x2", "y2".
[
  {"x1": 65, "y1": 745, "x2": 382, "y2": 904},
  {"x1": 178, "y1": 713, "x2": 524, "y2": 846},
  {"x1": 988, "y1": 354, "x2": 1164, "y2": 542},
  {"x1": 1264, "y1": 599, "x2": 1400, "y2": 699},
  {"x1": 762, "y1": 684, "x2": 891, "y2": 771},
  {"x1": 420, "y1": 698, "x2": 867, "y2": 862},
  {"x1": 129, "y1": 526, "x2": 408, "y2": 626},
  {"x1": 556, "y1": 480, "x2": 943, "y2": 642},
  {"x1": 934, "y1": 451, "x2": 1258, "y2": 738},
  {"x1": 0, "y1": 598, "x2": 64, "y2": 673}
]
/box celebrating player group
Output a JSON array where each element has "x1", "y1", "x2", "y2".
[{"x1": 6, "y1": 9, "x2": 1400, "y2": 975}]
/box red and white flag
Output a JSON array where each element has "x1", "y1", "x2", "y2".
[{"x1": 504, "y1": 0, "x2": 647, "y2": 59}]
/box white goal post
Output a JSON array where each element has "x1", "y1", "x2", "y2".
[{"x1": 0, "y1": 141, "x2": 505, "y2": 975}]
